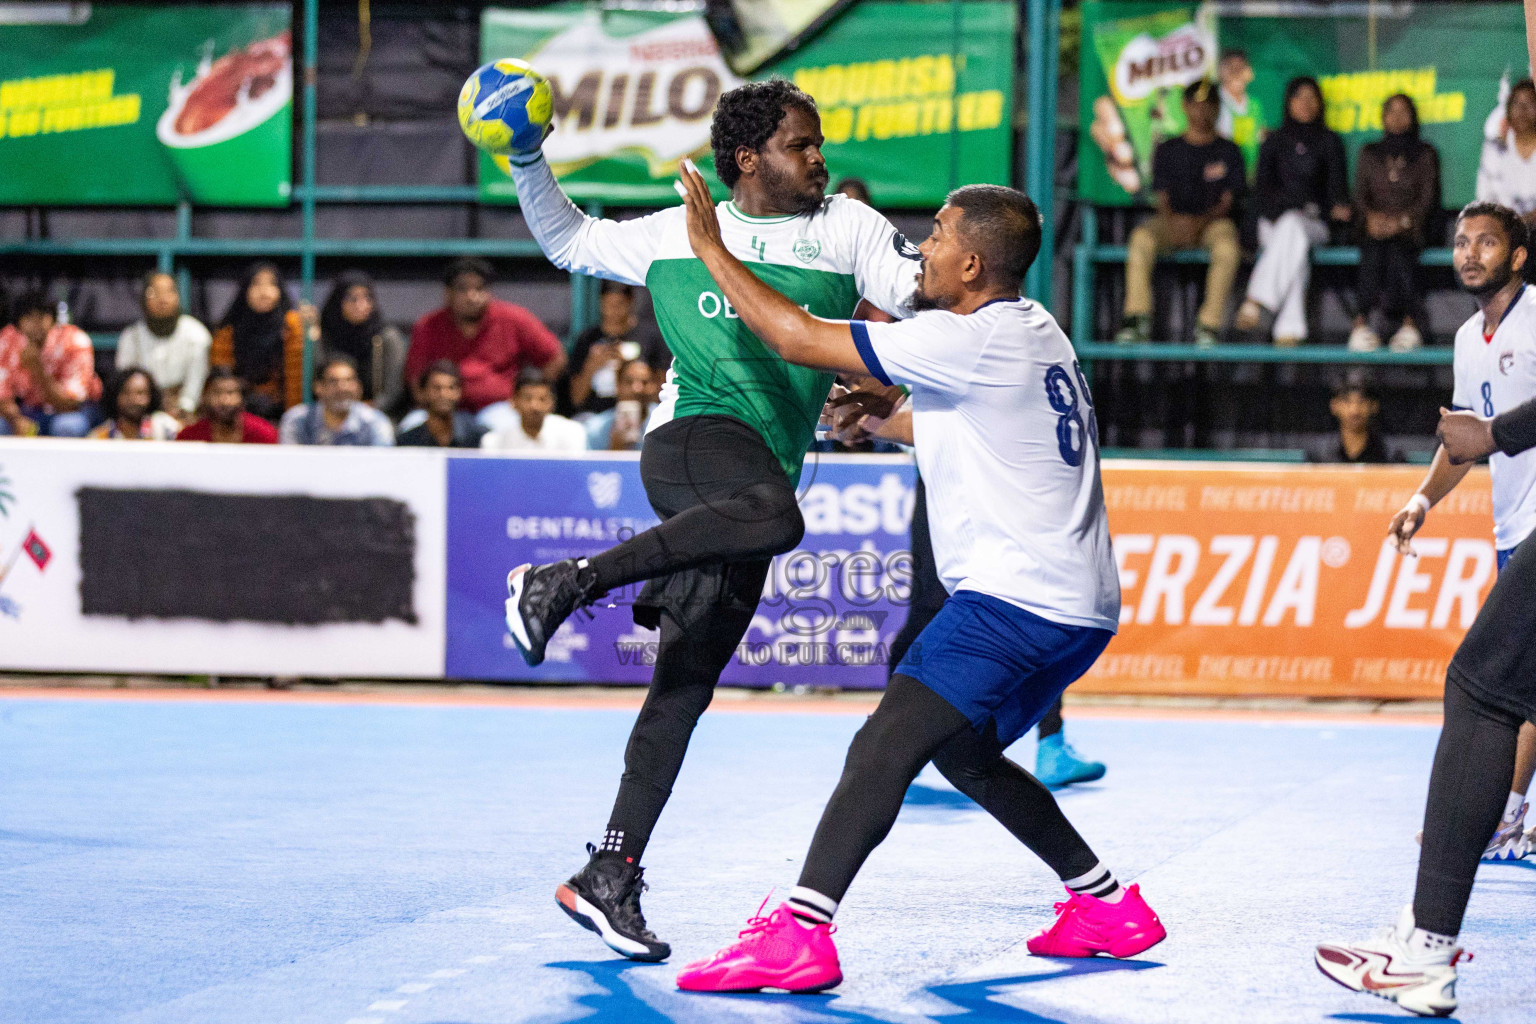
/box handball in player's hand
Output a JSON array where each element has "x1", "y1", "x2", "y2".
[{"x1": 458, "y1": 59, "x2": 554, "y2": 157}]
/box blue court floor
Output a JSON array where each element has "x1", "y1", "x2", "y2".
[{"x1": 1, "y1": 692, "x2": 1533, "y2": 1024}]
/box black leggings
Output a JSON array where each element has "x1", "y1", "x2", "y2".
[
  {"x1": 797, "y1": 674, "x2": 1100, "y2": 903},
  {"x1": 1413, "y1": 674, "x2": 1524, "y2": 935},
  {"x1": 594, "y1": 416, "x2": 805, "y2": 862}
]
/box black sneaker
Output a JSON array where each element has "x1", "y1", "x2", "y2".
[
  {"x1": 504, "y1": 559, "x2": 595, "y2": 666},
  {"x1": 555, "y1": 843, "x2": 671, "y2": 962}
]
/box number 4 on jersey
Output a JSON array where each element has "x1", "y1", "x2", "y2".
[{"x1": 1044, "y1": 361, "x2": 1099, "y2": 467}]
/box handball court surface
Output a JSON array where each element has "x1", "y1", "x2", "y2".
[{"x1": 2, "y1": 684, "x2": 1533, "y2": 1024}]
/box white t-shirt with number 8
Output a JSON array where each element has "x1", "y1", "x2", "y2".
[{"x1": 852, "y1": 297, "x2": 1121, "y2": 632}]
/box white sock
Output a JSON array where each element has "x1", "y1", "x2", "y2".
[
  {"x1": 1062, "y1": 862, "x2": 1125, "y2": 903},
  {"x1": 787, "y1": 886, "x2": 837, "y2": 926},
  {"x1": 1504, "y1": 791, "x2": 1527, "y2": 823},
  {"x1": 1408, "y1": 926, "x2": 1457, "y2": 959}
]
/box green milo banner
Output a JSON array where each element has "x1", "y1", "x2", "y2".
[
  {"x1": 1079, "y1": 1, "x2": 1528, "y2": 207},
  {"x1": 0, "y1": 4, "x2": 291, "y2": 206},
  {"x1": 480, "y1": 1, "x2": 1014, "y2": 206}
]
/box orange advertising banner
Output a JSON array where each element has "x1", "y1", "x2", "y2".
[{"x1": 1082, "y1": 462, "x2": 1496, "y2": 700}]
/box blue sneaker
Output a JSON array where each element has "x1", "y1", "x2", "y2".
[{"x1": 1036, "y1": 732, "x2": 1106, "y2": 788}]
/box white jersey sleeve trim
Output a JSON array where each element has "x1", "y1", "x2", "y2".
[{"x1": 508, "y1": 154, "x2": 669, "y2": 286}]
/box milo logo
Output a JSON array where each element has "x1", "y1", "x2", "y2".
[{"x1": 1113, "y1": 24, "x2": 1210, "y2": 103}]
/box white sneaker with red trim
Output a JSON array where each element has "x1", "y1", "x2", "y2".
[{"x1": 1315, "y1": 906, "x2": 1466, "y2": 1018}]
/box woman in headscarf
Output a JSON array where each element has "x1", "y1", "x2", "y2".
[
  {"x1": 1350, "y1": 94, "x2": 1441, "y2": 352},
  {"x1": 210, "y1": 262, "x2": 308, "y2": 422},
  {"x1": 1235, "y1": 76, "x2": 1351, "y2": 346},
  {"x1": 318, "y1": 270, "x2": 405, "y2": 413}
]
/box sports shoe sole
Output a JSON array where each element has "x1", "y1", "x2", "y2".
[
  {"x1": 504, "y1": 564, "x2": 539, "y2": 666},
  {"x1": 555, "y1": 883, "x2": 669, "y2": 962},
  {"x1": 1313, "y1": 950, "x2": 1455, "y2": 1018}
]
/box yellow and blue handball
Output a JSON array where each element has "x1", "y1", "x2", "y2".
[{"x1": 457, "y1": 59, "x2": 553, "y2": 157}]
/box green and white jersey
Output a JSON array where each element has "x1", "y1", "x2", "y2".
[{"x1": 510, "y1": 154, "x2": 920, "y2": 482}]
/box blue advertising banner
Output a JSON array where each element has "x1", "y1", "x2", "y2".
[{"x1": 445, "y1": 453, "x2": 917, "y2": 686}]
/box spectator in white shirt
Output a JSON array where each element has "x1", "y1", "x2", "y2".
[
  {"x1": 480, "y1": 369, "x2": 587, "y2": 453},
  {"x1": 115, "y1": 271, "x2": 211, "y2": 422},
  {"x1": 279, "y1": 354, "x2": 394, "y2": 446},
  {"x1": 1477, "y1": 77, "x2": 1536, "y2": 226}
]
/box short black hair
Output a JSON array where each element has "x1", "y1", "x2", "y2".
[
  {"x1": 102, "y1": 366, "x2": 163, "y2": 421},
  {"x1": 418, "y1": 358, "x2": 461, "y2": 391},
  {"x1": 599, "y1": 280, "x2": 634, "y2": 299},
  {"x1": 834, "y1": 177, "x2": 871, "y2": 204},
  {"x1": 1457, "y1": 201, "x2": 1530, "y2": 254},
  {"x1": 316, "y1": 352, "x2": 359, "y2": 380},
  {"x1": 203, "y1": 365, "x2": 243, "y2": 394},
  {"x1": 444, "y1": 256, "x2": 494, "y2": 288},
  {"x1": 1510, "y1": 78, "x2": 1536, "y2": 115},
  {"x1": 945, "y1": 185, "x2": 1043, "y2": 291},
  {"x1": 514, "y1": 367, "x2": 552, "y2": 395},
  {"x1": 1183, "y1": 79, "x2": 1217, "y2": 106},
  {"x1": 1332, "y1": 369, "x2": 1378, "y2": 403},
  {"x1": 710, "y1": 79, "x2": 818, "y2": 189},
  {"x1": 12, "y1": 290, "x2": 54, "y2": 321}
]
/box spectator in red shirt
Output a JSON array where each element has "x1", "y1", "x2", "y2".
[
  {"x1": 175, "y1": 367, "x2": 278, "y2": 444},
  {"x1": 404, "y1": 258, "x2": 566, "y2": 419},
  {"x1": 0, "y1": 291, "x2": 102, "y2": 437}
]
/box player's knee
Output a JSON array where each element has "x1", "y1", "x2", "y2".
[{"x1": 737, "y1": 482, "x2": 803, "y2": 553}]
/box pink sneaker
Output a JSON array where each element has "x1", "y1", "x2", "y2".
[
  {"x1": 1026, "y1": 883, "x2": 1166, "y2": 958},
  {"x1": 676, "y1": 899, "x2": 843, "y2": 994}
]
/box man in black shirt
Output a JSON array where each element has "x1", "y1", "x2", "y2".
[
  {"x1": 561, "y1": 281, "x2": 669, "y2": 418},
  {"x1": 397, "y1": 360, "x2": 487, "y2": 448},
  {"x1": 1306, "y1": 376, "x2": 1403, "y2": 464},
  {"x1": 1118, "y1": 80, "x2": 1245, "y2": 347}
]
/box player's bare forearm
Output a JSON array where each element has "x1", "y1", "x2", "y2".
[
  {"x1": 873, "y1": 408, "x2": 913, "y2": 445},
  {"x1": 1419, "y1": 445, "x2": 1474, "y2": 508},
  {"x1": 1527, "y1": 0, "x2": 1536, "y2": 75},
  {"x1": 676, "y1": 161, "x2": 869, "y2": 375}
]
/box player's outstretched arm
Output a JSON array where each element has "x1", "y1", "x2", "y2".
[
  {"x1": 1527, "y1": 0, "x2": 1536, "y2": 77},
  {"x1": 508, "y1": 153, "x2": 664, "y2": 287},
  {"x1": 677, "y1": 161, "x2": 868, "y2": 375}
]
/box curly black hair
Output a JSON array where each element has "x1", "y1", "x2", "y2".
[
  {"x1": 1458, "y1": 201, "x2": 1531, "y2": 254},
  {"x1": 102, "y1": 366, "x2": 163, "y2": 423},
  {"x1": 709, "y1": 79, "x2": 818, "y2": 188}
]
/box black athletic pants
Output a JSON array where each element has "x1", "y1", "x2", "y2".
[
  {"x1": 588, "y1": 416, "x2": 804, "y2": 863},
  {"x1": 888, "y1": 475, "x2": 1065, "y2": 739},
  {"x1": 798, "y1": 674, "x2": 1101, "y2": 903},
  {"x1": 1413, "y1": 534, "x2": 1536, "y2": 935},
  {"x1": 1357, "y1": 237, "x2": 1426, "y2": 327}
]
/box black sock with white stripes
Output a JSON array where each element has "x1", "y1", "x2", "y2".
[
  {"x1": 1062, "y1": 862, "x2": 1125, "y2": 903},
  {"x1": 787, "y1": 886, "x2": 838, "y2": 926}
]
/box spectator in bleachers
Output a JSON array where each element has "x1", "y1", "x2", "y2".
[
  {"x1": 211, "y1": 262, "x2": 311, "y2": 422},
  {"x1": 279, "y1": 354, "x2": 394, "y2": 446},
  {"x1": 585, "y1": 359, "x2": 653, "y2": 451},
  {"x1": 115, "y1": 271, "x2": 210, "y2": 422},
  {"x1": 1307, "y1": 375, "x2": 1403, "y2": 464},
  {"x1": 1350, "y1": 94, "x2": 1441, "y2": 354},
  {"x1": 563, "y1": 281, "x2": 669, "y2": 419},
  {"x1": 87, "y1": 368, "x2": 180, "y2": 440},
  {"x1": 1116, "y1": 80, "x2": 1243, "y2": 347},
  {"x1": 1235, "y1": 76, "x2": 1351, "y2": 347},
  {"x1": 396, "y1": 361, "x2": 487, "y2": 448},
  {"x1": 834, "y1": 177, "x2": 872, "y2": 204},
  {"x1": 1216, "y1": 50, "x2": 1265, "y2": 179},
  {"x1": 1476, "y1": 77, "x2": 1536, "y2": 227},
  {"x1": 319, "y1": 270, "x2": 405, "y2": 414},
  {"x1": 405, "y1": 257, "x2": 566, "y2": 424},
  {"x1": 175, "y1": 367, "x2": 278, "y2": 444},
  {"x1": 0, "y1": 291, "x2": 101, "y2": 437},
  {"x1": 480, "y1": 369, "x2": 586, "y2": 452}
]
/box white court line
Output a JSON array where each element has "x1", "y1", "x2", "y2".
[
  {"x1": 464, "y1": 955, "x2": 500, "y2": 964},
  {"x1": 344, "y1": 1019, "x2": 385, "y2": 1024},
  {"x1": 425, "y1": 968, "x2": 466, "y2": 979},
  {"x1": 395, "y1": 982, "x2": 433, "y2": 993},
  {"x1": 367, "y1": 999, "x2": 408, "y2": 1011}
]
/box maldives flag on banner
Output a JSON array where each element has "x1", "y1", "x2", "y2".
[{"x1": 22, "y1": 529, "x2": 50, "y2": 571}]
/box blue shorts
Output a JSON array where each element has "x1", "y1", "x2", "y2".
[
  {"x1": 894, "y1": 590, "x2": 1114, "y2": 746},
  {"x1": 1499, "y1": 546, "x2": 1517, "y2": 573}
]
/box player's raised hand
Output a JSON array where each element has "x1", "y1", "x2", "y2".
[
  {"x1": 675, "y1": 158, "x2": 724, "y2": 259},
  {"x1": 1437, "y1": 406, "x2": 1498, "y2": 465}
]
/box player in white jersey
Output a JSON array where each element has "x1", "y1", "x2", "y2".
[
  {"x1": 1317, "y1": 202, "x2": 1536, "y2": 1017},
  {"x1": 502, "y1": 80, "x2": 924, "y2": 963},
  {"x1": 664, "y1": 168, "x2": 1163, "y2": 992}
]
